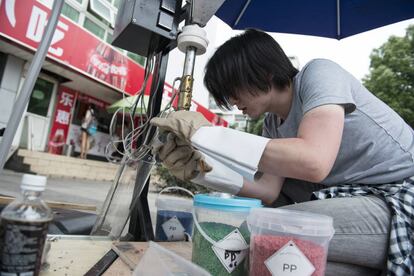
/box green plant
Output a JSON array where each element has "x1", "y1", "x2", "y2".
[
  {"x1": 152, "y1": 164, "x2": 211, "y2": 195},
  {"x1": 247, "y1": 115, "x2": 265, "y2": 135}
]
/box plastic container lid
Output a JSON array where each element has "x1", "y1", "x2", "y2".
[
  {"x1": 156, "y1": 197, "x2": 193, "y2": 212},
  {"x1": 194, "y1": 193, "x2": 262, "y2": 212},
  {"x1": 21, "y1": 174, "x2": 47, "y2": 192},
  {"x1": 247, "y1": 208, "x2": 334, "y2": 237}
]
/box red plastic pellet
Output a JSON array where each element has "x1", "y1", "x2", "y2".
[{"x1": 250, "y1": 235, "x2": 327, "y2": 276}]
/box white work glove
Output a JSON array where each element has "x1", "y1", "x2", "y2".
[
  {"x1": 152, "y1": 132, "x2": 243, "y2": 194},
  {"x1": 150, "y1": 111, "x2": 270, "y2": 182},
  {"x1": 192, "y1": 153, "x2": 244, "y2": 195}
]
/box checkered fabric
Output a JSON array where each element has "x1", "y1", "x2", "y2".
[{"x1": 313, "y1": 177, "x2": 414, "y2": 276}]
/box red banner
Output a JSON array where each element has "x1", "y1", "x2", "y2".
[
  {"x1": 196, "y1": 103, "x2": 228, "y2": 127},
  {"x1": 163, "y1": 83, "x2": 228, "y2": 127},
  {"x1": 0, "y1": 0, "x2": 145, "y2": 95},
  {"x1": 48, "y1": 87, "x2": 77, "y2": 154}
]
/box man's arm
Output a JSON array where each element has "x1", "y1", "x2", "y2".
[
  {"x1": 239, "y1": 105, "x2": 344, "y2": 204},
  {"x1": 152, "y1": 132, "x2": 284, "y2": 201},
  {"x1": 259, "y1": 104, "x2": 345, "y2": 182},
  {"x1": 238, "y1": 174, "x2": 285, "y2": 206},
  {"x1": 151, "y1": 105, "x2": 344, "y2": 189}
]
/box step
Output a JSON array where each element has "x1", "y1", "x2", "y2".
[
  {"x1": 16, "y1": 149, "x2": 120, "y2": 181},
  {"x1": 18, "y1": 149, "x2": 116, "y2": 169},
  {"x1": 4, "y1": 153, "x2": 33, "y2": 173}
]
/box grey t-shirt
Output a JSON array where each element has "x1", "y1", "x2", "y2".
[{"x1": 263, "y1": 59, "x2": 414, "y2": 185}]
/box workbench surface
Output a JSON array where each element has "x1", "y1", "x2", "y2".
[{"x1": 40, "y1": 235, "x2": 192, "y2": 276}]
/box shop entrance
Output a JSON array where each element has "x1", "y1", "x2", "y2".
[{"x1": 21, "y1": 77, "x2": 57, "y2": 151}]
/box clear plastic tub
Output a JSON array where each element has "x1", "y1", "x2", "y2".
[
  {"x1": 133, "y1": 241, "x2": 211, "y2": 275},
  {"x1": 247, "y1": 208, "x2": 335, "y2": 276},
  {"x1": 155, "y1": 187, "x2": 194, "y2": 241},
  {"x1": 192, "y1": 192, "x2": 262, "y2": 275}
]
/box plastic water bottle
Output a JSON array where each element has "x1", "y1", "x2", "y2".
[{"x1": 0, "y1": 174, "x2": 53, "y2": 276}]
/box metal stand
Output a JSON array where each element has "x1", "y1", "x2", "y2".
[
  {"x1": 92, "y1": 0, "x2": 217, "y2": 242},
  {"x1": 127, "y1": 48, "x2": 170, "y2": 240}
]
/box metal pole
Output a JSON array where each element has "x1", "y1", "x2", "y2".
[
  {"x1": 182, "y1": 46, "x2": 197, "y2": 76},
  {"x1": 0, "y1": 0, "x2": 64, "y2": 173}
]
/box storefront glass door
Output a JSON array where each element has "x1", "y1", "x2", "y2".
[{"x1": 23, "y1": 78, "x2": 56, "y2": 151}]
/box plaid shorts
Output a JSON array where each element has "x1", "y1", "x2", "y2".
[{"x1": 313, "y1": 177, "x2": 414, "y2": 276}]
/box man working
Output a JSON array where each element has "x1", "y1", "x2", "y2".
[{"x1": 151, "y1": 29, "x2": 414, "y2": 275}]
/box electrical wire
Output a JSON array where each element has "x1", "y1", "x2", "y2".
[
  {"x1": 104, "y1": 51, "x2": 154, "y2": 163},
  {"x1": 104, "y1": 0, "x2": 197, "y2": 163},
  {"x1": 104, "y1": 53, "x2": 181, "y2": 164}
]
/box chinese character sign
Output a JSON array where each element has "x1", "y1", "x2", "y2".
[
  {"x1": 0, "y1": 0, "x2": 146, "y2": 95},
  {"x1": 48, "y1": 87, "x2": 77, "y2": 155}
]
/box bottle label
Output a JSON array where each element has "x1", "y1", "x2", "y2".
[{"x1": 0, "y1": 218, "x2": 49, "y2": 275}]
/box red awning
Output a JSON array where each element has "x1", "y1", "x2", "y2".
[{"x1": 163, "y1": 83, "x2": 228, "y2": 127}]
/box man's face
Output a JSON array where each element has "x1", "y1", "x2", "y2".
[{"x1": 229, "y1": 90, "x2": 270, "y2": 119}]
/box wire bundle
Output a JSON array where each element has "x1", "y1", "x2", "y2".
[{"x1": 104, "y1": 52, "x2": 180, "y2": 164}]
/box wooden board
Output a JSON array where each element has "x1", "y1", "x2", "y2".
[
  {"x1": 103, "y1": 242, "x2": 192, "y2": 275},
  {"x1": 40, "y1": 238, "x2": 112, "y2": 276},
  {"x1": 39, "y1": 237, "x2": 192, "y2": 276}
]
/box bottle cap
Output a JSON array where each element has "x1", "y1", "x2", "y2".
[{"x1": 21, "y1": 174, "x2": 47, "y2": 191}]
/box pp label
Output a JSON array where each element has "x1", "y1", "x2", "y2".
[
  {"x1": 265, "y1": 240, "x2": 315, "y2": 276},
  {"x1": 161, "y1": 216, "x2": 185, "y2": 241},
  {"x1": 212, "y1": 229, "x2": 248, "y2": 273}
]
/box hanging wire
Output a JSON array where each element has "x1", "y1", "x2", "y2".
[
  {"x1": 104, "y1": 51, "x2": 154, "y2": 163},
  {"x1": 104, "y1": 53, "x2": 181, "y2": 164}
]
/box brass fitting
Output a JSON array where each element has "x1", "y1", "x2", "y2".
[{"x1": 177, "y1": 75, "x2": 194, "y2": 110}]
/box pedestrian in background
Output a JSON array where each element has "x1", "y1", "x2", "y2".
[{"x1": 80, "y1": 104, "x2": 96, "y2": 159}]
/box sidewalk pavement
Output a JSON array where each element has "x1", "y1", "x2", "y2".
[
  {"x1": 0, "y1": 169, "x2": 112, "y2": 211},
  {"x1": 0, "y1": 169, "x2": 174, "y2": 232}
]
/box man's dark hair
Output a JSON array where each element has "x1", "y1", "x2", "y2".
[{"x1": 204, "y1": 29, "x2": 298, "y2": 109}]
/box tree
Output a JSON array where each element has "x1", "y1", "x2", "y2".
[
  {"x1": 246, "y1": 115, "x2": 265, "y2": 135},
  {"x1": 152, "y1": 164, "x2": 211, "y2": 195},
  {"x1": 362, "y1": 25, "x2": 414, "y2": 127}
]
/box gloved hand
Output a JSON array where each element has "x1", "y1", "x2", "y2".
[
  {"x1": 150, "y1": 111, "x2": 211, "y2": 142},
  {"x1": 153, "y1": 133, "x2": 244, "y2": 194},
  {"x1": 152, "y1": 132, "x2": 212, "y2": 181},
  {"x1": 151, "y1": 111, "x2": 270, "y2": 182}
]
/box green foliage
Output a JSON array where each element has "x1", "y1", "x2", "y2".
[
  {"x1": 229, "y1": 123, "x2": 238, "y2": 129},
  {"x1": 246, "y1": 115, "x2": 265, "y2": 135},
  {"x1": 153, "y1": 164, "x2": 211, "y2": 195},
  {"x1": 363, "y1": 25, "x2": 414, "y2": 127}
]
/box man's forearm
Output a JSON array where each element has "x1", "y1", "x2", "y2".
[{"x1": 237, "y1": 174, "x2": 285, "y2": 206}]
